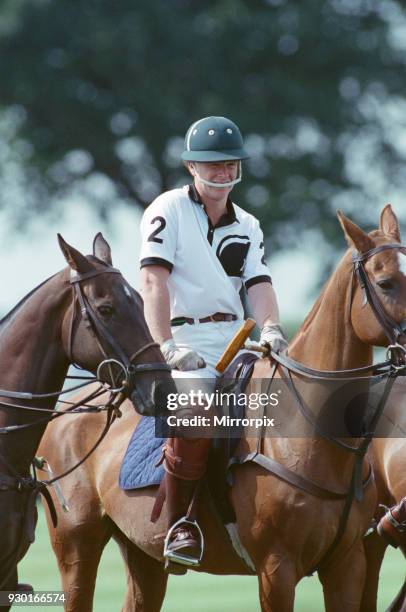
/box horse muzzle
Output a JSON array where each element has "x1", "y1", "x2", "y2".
[{"x1": 130, "y1": 377, "x2": 176, "y2": 417}]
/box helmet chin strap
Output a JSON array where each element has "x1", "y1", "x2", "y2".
[{"x1": 192, "y1": 162, "x2": 242, "y2": 188}]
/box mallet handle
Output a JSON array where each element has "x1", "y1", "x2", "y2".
[
  {"x1": 215, "y1": 318, "x2": 256, "y2": 374},
  {"x1": 244, "y1": 340, "x2": 268, "y2": 354}
]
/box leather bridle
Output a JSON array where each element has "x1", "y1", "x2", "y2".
[
  {"x1": 352, "y1": 242, "x2": 406, "y2": 351},
  {"x1": 0, "y1": 264, "x2": 172, "y2": 426},
  {"x1": 68, "y1": 266, "x2": 171, "y2": 393},
  {"x1": 271, "y1": 242, "x2": 406, "y2": 382}
]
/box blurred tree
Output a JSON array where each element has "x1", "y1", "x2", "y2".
[{"x1": 0, "y1": 0, "x2": 405, "y2": 256}]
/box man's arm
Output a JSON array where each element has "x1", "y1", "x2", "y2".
[
  {"x1": 140, "y1": 265, "x2": 172, "y2": 345},
  {"x1": 247, "y1": 281, "x2": 288, "y2": 353},
  {"x1": 140, "y1": 265, "x2": 205, "y2": 370},
  {"x1": 247, "y1": 281, "x2": 280, "y2": 328}
]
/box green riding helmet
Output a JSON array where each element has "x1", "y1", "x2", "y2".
[{"x1": 181, "y1": 116, "x2": 250, "y2": 162}]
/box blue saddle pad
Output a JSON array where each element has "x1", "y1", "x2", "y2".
[
  {"x1": 119, "y1": 413, "x2": 244, "y2": 491},
  {"x1": 119, "y1": 353, "x2": 258, "y2": 491},
  {"x1": 119, "y1": 417, "x2": 165, "y2": 490}
]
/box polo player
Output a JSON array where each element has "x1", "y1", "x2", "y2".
[{"x1": 139, "y1": 116, "x2": 287, "y2": 572}]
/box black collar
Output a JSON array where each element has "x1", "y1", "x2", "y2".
[{"x1": 188, "y1": 184, "x2": 239, "y2": 228}]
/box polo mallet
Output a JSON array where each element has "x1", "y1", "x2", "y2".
[{"x1": 215, "y1": 318, "x2": 266, "y2": 374}]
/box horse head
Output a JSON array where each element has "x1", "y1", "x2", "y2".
[
  {"x1": 338, "y1": 204, "x2": 406, "y2": 352},
  {"x1": 58, "y1": 233, "x2": 175, "y2": 416}
]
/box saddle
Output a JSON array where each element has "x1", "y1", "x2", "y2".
[{"x1": 119, "y1": 352, "x2": 259, "y2": 492}]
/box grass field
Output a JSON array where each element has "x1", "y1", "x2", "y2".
[{"x1": 15, "y1": 505, "x2": 404, "y2": 611}]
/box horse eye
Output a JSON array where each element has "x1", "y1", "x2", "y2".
[
  {"x1": 97, "y1": 305, "x2": 114, "y2": 317},
  {"x1": 376, "y1": 279, "x2": 396, "y2": 292}
]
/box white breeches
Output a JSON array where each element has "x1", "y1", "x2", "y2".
[{"x1": 171, "y1": 319, "x2": 248, "y2": 384}]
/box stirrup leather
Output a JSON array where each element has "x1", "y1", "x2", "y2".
[{"x1": 163, "y1": 517, "x2": 204, "y2": 567}]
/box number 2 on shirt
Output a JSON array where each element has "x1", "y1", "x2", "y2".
[{"x1": 147, "y1": 216, "x2": 166, "y2": 243}]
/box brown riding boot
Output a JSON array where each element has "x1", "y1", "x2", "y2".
[
  {"x1": 377, "y1": 497, "x2": 406, "y2": 548},
  {"x1": 164, "y1": 473, "x2": 202, "y2": 560},
  {"x1": 162, "y1": 437, "x2": 211, "y2": 573}
]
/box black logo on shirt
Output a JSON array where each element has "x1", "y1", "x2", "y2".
[{"x1": 216, "y1": 235, "x2": 250, "y2": 277}]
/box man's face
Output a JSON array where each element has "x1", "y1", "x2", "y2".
[{"x1": 189, "y1": 161, "x2": 239, "y2": 201}]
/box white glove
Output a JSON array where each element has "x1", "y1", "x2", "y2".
[
  {"x1": 160, "y1": 338, "x2": 206, "y2": 371},
  {"x1": 260, "y1": 324, "x2": 288, "y2": 354}
]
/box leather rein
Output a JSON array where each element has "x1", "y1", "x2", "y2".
[
  {"x1": 0, "y1": 265, "x2": 171, "y2": 542},
  {"x1": 231, "y1": 242, "x2": 406, "y2": 575},
  {"x1": 0, "y1": 265, "x2": 170, "y2": 429},
  {"x1": 68, "y1": 265, "x2": 170, "y2": 386}
]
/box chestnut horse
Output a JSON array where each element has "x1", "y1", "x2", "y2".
[
  {"x1": 0, "y1": 233, "x2": 174, "y2": 602},
  {"x1": 38, "y1": 205, "x2": 406, "y2": 612},
  {"x1": 361, "y1": 379, "x2": 406, "y2": 612}
]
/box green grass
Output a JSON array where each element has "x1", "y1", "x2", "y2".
[{"x1": 17, "y1": 505, "x2": 404, "y2": 611}]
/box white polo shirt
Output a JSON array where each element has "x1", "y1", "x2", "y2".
[{"x1": 139, "y1": 185, "x2": 272, "y2": 321}]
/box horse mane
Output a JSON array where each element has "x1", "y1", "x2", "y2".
[
  {"x1": 0, "y1": 255, "x2": 110, "y2": 330},
  {"x1": 0, "y1": 273, "x2": 59, "y2": 331},
  {"x1": 0, "y1": 253, "x2": 150, "y2": 339},
  {"x1": 290, "y1": 247, "x2": 353, "y2": 343},
  {"x1": 289, "y1": 284, "x2": 327, "y2": 343}
]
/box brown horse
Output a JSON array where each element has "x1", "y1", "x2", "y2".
[
  {"x1": 0, "y1": 233, "x2": 174, "y2": 601},
  {"x1": 361, "y1": 379, "x2": 406, "y2": 612},
  {"x1": 38, "y1": 205, "x2": 406, "y2": 612}
]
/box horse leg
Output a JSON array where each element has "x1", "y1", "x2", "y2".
[
  {"x1": 0, "y1": 568, "x2": 17, "y2": 612},
  {"x1": 319, "y1": 543, "x2": 367, "y2": 612},
  {"x1": 360, "y1": 530, "x2": 388, "y2": 612},
  {"x1": 114, "y1": 530, "x2": 168, "y2": 612},
  {"x1": 257, "y1": 553, "x2": 296, "y2": 612},
  {"x1": 0, "y1": 490, "x2": 35, "y2": 593},
  {"x1": 48, "y1": 514, "x2": 113, "y2": 612}
]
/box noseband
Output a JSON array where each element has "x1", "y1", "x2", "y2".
[
  {"x1": 69, "y1": 267, "x2": 170, "y2": 393},
  {"x1": 352, "y1": 242, "x2": 406, "y2": 355}
]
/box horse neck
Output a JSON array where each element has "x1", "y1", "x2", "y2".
[
  {"x1": 264, "y1": 252, "x2": 372, "y2": 488},
  {"x1": 0, "y1": 271, "x2": 71, "y2": 395},
  {"x1": 0, "y1": 272, "x2": 71, "y2": 472},
  {"x1": 289, "y1": 252, "x2": 372, "y2": 370}
]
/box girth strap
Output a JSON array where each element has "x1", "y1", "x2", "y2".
[
  {"x1": 228, "y1": 452, "x2": 348, "y2": 500},
  {"x1": 228, "y1": 450, "x2": 373, "y2": 577}
]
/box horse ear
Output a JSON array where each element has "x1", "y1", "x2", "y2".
[
  {"x1": 380, "y1": 204, "x2": 401, "y2": 242},
  {"x1": 337, "y1": 210, "x2": 375, "y2": 254},
  {"x1": 93, "y1": 232, "x2": 113, "y2": 266},
  {"x1": 57, "y1": 234, "x2": 94, "y2": 273}
]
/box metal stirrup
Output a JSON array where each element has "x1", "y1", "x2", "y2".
[{"x1": 163, "y1": 517, "x2": 204, "y2": 567}]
